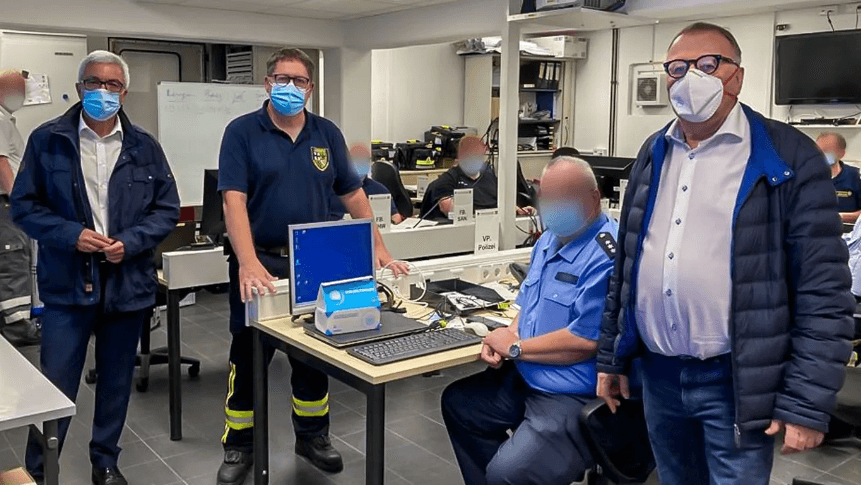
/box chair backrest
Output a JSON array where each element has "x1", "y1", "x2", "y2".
[
  {"x1": 516, "y1": 161, "x2": 537, "y2": 208},
  {"x1": 579, "y1": 398, "x2": 656, "y2": 484},
  {"x1": 371, "y1": 161, "x2": 414, "y2": 218}
]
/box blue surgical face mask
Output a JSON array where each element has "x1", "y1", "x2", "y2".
[
  {"x1": 825, "y1": 152, "x2": 838, "y2": 166},
  {"x1": 82, "y1": 89, "x2": 121, "y2": 122},
  {"x1": 270, "y1": 82, "x2": 306, "y2": 116},
  {"x1": 460, "y1": 157, "x2": 485, "y2": 176},
  {"x1": 353, "y1": 158, "x2": 372, "y2": 178},
  {"x1": 539, "y1": 199, "x2": 587, "y2": 238}
]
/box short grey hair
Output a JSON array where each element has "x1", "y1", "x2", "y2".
[
  {"x1": 78, "y1": 50, "x2": 130, "y2": 88},
  {"x1": 542, "y1": 156, "x2": 599, "y2": 191}
]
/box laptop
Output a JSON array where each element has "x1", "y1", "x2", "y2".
[{"x1": 303, "y1": 311, "x2": 426, "y2": 349}]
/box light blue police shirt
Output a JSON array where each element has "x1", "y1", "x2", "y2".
[{"x1": 515, "y1": 214, "x2": 619, "y2": 395}]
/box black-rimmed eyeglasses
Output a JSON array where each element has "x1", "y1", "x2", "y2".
[
  {"x1": 80, "y1": 77, "x2": 125, "y2": 93},
  {"x1": 663, "y1": 54, "x2": 738, "y2": 79},
  {"x1": 269, "y1": 74, "x2": 311, "y2": 90}
]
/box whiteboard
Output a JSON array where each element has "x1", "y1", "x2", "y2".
[{"x1": 157, "y1": 82, "x2": 268, "y2": 205}]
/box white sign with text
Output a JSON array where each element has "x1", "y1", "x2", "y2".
[
  {"x1": 474, "y1": 208, "x2": 500, "y2": 254},
  {"x1": 369, "y1": 194, "x2": 392, "y2": 233},
  {"x1": 453, "y1": 189, "x2": 474, "y2": 226}
]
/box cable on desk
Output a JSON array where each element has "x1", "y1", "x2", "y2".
[{"x1": 378, "y1": 260, "x2": 428, "y2": 303}]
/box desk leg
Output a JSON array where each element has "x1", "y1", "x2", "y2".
[
  {"x1": 366, "y1": 385, "x2": 385, "y2": 485},
  {"x1": 167, "y1": 289, "x2": 182, "y2": 441},
  {"x1": 253, "y1": 328, "x2": 269, "y2": 485},
  {"x1": 42, "y1": 420, "x2": 59, "y2": 485}
]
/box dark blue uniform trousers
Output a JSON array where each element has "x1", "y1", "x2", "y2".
[
  {"x1": 221, "y1": 253, "x2": 329, "y2": 453},
  {"x1": 441, "y1": 362, "x2": 593, "y2": 485},
  {"x1": 25, "y1": 297, "x2": 144, "y2": 476}
]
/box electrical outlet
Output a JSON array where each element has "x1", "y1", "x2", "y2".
[{"x1": 819, "y1": 7, "x2": 837, "y2": 16}]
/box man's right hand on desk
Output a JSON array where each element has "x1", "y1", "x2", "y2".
[{"x1": 239, "y1": 259, "x2": 277, "y2": 303}]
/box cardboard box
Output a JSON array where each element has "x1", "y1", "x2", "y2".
[
  {"x1": 315, "y1": 277, "x2": 380, "y2": 335},
  {"x1": 0, "y1": 467, "x2": 36, "y2": 485},
  {"x1": 533, "y1": 35, "x2": 588, "y2": 59}
]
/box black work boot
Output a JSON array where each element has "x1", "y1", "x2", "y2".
[
  {"x1": 217, "y1": 450, "x2": 253, "y2": 485},
  {"x1": 91, "y1": 467, "x2": 127, "y2": 485},
  {"x1": 295, "y1": 435, "x2": 344, "y2": 473}
]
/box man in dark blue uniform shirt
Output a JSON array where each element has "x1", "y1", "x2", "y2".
[
  {"x1": 817, "y1": 132, "x2": 861, "y2": 223},
  {"x1": 216, "y1": 48, "x2": 407, "y2": 485},
  {"x1": 441, "y1": 157, "x2": 617, "y2": 485},
  {"x1": 329, "y1": 143, "x2": 403, "y2": 223}
]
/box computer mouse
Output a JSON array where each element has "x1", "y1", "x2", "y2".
[{"x1": 462, "y1": 321, "x2": 489, "y2": 337}]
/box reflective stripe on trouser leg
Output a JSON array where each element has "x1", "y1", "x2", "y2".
[
  {"x1": 222, "y1": 363, "x2": 256, "y2": 442},
  {"x1": 292, "y1": 394, "x2": 329, "y2": 417},
  {"x1": 3, "y1": 309, "x2": 29, "y2": 323}
]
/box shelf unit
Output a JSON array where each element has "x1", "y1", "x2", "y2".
[{"x1": 790, "y1": 124, "x2": 861, "y2": 130}]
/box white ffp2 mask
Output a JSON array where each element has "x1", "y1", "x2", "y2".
[{"x1": 669, "y1": 68, "x2": 726, "y2": 123}]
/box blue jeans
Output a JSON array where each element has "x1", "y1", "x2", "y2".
[{"x1": 641, "y1": 351, "x2": 774, "y2": 485}]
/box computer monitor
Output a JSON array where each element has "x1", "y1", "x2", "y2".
[
  {"x1": 200, "y1": 169, "x2": 225, "y2": 243},
  {"x1": 579, "y1": 155, "x2": 635, "y2": 204},
  {"x1": 288, "y1": 219, "x2": 376, "y2": 316}
]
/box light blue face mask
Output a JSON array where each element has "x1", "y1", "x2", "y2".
[
  {"x1": 270, "y1": 82, "x2": 306, "y2": 116},
  {"x1": 460, "y1": 157, "x2": 485, "y2": 176},
  {"x1": 82, "y1": 89, "x2": 121, "y2": 122},
  {"x1": 539, "y1": 199, "x2": 587, "y2": 238},
  {"x1": 825, "y1": 152, "x2": 838, "y2": 166},
  {"x1": 353, "y1": 158, "x2": 372, "y2": 178}
]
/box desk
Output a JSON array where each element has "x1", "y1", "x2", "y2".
[
  {"x1": 399, "y1": 168, "x2": 446, "y2": 186},
  {"x1": 159, "y1": 248, "x2": 229, "y2": 440},
  {"x1": 0, "y1": 337, "x2": 75, "y2": 485},
  {"x1": 382, "y1": 216, "x2": 539, "y2": 260},
  {"x1": 251, "y1": 303, "x2": 516, "y2": 485}
]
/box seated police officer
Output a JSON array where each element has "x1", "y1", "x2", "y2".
[
  {"x1": 422, "y1": 136, "x2": 533, "y2": 220},
  {"x1": 441, "y1": 156, "x2": 618, "y2": 485},
  {"x1": 329, "y1": 143, "x2": 403, "y2": 223},
  {"x1": 817, "y1": 132, "x2": 861, "y2": 224}
]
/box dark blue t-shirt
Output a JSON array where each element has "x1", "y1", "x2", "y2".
[
  {"x1": 218, "y1": 103, "x2": 362, "y2": 248},
  {"x1": 329, "y1": 177, "x2": 398, "y2": 220},
  {"x1": 833, "y1": 162, "x2": 861, "y2": 213}
]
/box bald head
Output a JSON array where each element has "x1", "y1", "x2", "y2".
[
  {"x1": 816, "y1": 132, "x2": 846, "y2": 161},
  {"x1": 0, "y1": 70, "x2": 26, "y2": 113},
  {"x1": 349, "y1": 142, "x2": 371, "y2": 160},
  {"x1": 540, "y1": 156, "x2": 601, "y2": 217}
]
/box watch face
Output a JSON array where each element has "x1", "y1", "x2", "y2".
[{"x1": 509, "y1": 343, "x2": 521, "y2": 359}]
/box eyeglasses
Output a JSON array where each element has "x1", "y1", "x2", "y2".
[
  {"x1": 80, "y1": 77, "x2": 125, "y2": 93},
  {"x1": 269, "y1": 74, "x2": 311, "y2": 90},
  {"x1": 663, "y1": 54, "x2": 738, "y2": 79}
]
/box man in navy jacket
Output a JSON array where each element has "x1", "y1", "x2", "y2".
[
  {"x1": 595, "y1": 23, "x2": 853, "y2": 485},
  {"x1": 10, "y1": 51, "x2": 179, "y2": 485}
]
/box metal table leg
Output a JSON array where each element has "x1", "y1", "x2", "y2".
[
  {"x1": 167, "y1": 289, "x2": 182, "y2": 440},
  {"x1": 42, "y1": 420, "x2": 59, "y2": 485},
  {"x1": 366, "y1": 385, "x2": 385, "y2": 485},
  {"x1": 253, "y1": 327, "x2": 270, "y2": 485}
]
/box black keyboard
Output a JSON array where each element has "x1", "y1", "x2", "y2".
[{"x1": 347, "y1": 328, "x2": 482, "y2": 366}]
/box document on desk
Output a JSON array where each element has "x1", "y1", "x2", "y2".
[{"x1": 393, "y1": 218, "x2": 439, "y2": 230}]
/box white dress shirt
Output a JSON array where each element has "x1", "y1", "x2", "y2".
[
  {"x1": 0, "y1": 105, "x2": 25, "y2": 195},
  {"x1": 636, "y1": 102, "x2": 751, "y2": 359},
  {"x1": 79, "y1": 114, "x2": 123, "y2": 236}
]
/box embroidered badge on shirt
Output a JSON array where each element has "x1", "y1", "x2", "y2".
[
  {"x1": 596, "y1": 232, "x2": 617, "y2": 259},
  {"x1": 311, "y1": 147, "x2": 330, "y2": 172}
]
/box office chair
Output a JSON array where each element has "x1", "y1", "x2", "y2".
[
  {"x1": 371, "y1": 160, "x2": 414, "y2": 219},
  {"x1": 578, "y1": 398, "x2": 656, "y2": 485},
  {"x1": 84, "y1": 289, "x2": 201, "y2": 392},
  {"x1": 516, "y1": 161, "x2": 537, "y2": 208}
]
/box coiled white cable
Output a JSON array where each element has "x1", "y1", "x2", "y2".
[{"x1": 378, "y1": 260, "x2": 427, "y2": 304}]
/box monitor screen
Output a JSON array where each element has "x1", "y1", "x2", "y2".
[
  {"x1": 579, "y1": 155, "x2": 635, "y2": 202},
  {"x1": 289, "y1": 219, "x2": 376, "y2": 315},
  {"x1": 200, "y1": 169, "x2": 224, "y2": 241},
  {"x1": 775, "y1": 30, "x2": 861, "y2": 105}
]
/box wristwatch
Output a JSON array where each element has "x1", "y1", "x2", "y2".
[{"x1": 508, "y1": 341, "x2": 522, "y2": 360}]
